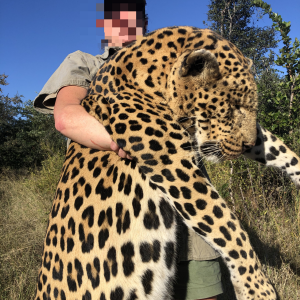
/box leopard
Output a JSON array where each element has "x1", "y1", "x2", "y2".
[{"x1": 34, "y1": 26, "x2": 300, "y2": 300}]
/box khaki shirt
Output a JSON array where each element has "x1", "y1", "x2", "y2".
[
  {"x1": 34, "y1": 47, "x2": 220, "y2": 261},
  {"x1": 34, "y1": 48, "x2": 121, "y2": 114}
]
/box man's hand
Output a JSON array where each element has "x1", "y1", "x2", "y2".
[
  {"x1": 110, "y1": 140, "x2": 132, "y2": 159},
  {"x1": 54, "y1": 85, "x2": 131, "y2": 159}
]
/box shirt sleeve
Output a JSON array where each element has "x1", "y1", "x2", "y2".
[{"x1": 33, "y1": 50, "x2": 105, "y2": 114}]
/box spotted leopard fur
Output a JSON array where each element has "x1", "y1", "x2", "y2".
[
  {"x1": 35, "y1": 26, "x2": 300, "y2": 300},
  {"x1": 244, "y1": 124, "x2": 300, "y2": 188}
]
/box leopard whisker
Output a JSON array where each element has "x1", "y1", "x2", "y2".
[
  {"x1": 197, "y1": 150, "x2": 220, "y2": 164},
  {"x1": 178, "y1": 116, "x2": 198, "y2": 123}
]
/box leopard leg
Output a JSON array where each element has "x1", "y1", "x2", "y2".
[{"x1": 244, "y1": 122, "x2": 300, "y2": 188}]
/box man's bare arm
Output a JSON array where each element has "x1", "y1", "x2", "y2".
[{"x1": 54, "y1": 85, "x2": 130, "y2": 159}]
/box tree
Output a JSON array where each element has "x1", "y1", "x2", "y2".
[
  {"x1": 205, "y1": 0, "x2": 278, "y2": 75},
  {"x1": 0, "y1": 74, "x2": 23, "y2": 125},
  {"x1": 0, "y1": 75, "x2": 66, "y2": 170},
  {"x1": 253, "y1": 0, "x2": 300, "y2": 140}
]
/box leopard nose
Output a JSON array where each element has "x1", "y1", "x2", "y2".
[{"x1": 242, "y1": 142, "x2": 255, "y2": 153}]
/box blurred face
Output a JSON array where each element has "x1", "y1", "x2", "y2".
[
  {"x1": 97, "y1": 8, "x2": 147, "y2": 47},
  {"x1": 105, "y1": 11, "x2": 145, "y2": 46}
]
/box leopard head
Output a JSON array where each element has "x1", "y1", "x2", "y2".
[{"x1": 167, "y1": 33, "x2": 258, "y2": 162}]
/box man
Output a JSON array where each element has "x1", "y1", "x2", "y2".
[{"x1": 33, "y1": 1, "x2": 223, "y2": 299}]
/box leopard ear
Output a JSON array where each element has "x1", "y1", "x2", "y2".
[{"x1": 179, "y1": 49, "x2": 221, "y2": 81}]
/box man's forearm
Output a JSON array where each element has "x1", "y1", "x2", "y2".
[
  {"x1": 55, "y1": 104, "x2": 112, "y2": 150},
  {"x1": 54, "y1": 85, "x2": 131, "y2": 159},
  {"x1": 54, "y1": 86, "x2": 112, "y2": 150}
]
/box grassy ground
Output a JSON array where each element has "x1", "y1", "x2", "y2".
[
  {"x1": 0, "y1": 147, "x2": 299, "y2": 299},
  {"x1": 0, "y1": 153, "x2": 64, "y2": 300},
  {"x1": 205, "y1": 157, "x2": 300, "y2": 300}
]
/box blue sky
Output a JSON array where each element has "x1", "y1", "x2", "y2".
[{"x1": 1, "y1": 0, "x2": 299, "y2": 103}]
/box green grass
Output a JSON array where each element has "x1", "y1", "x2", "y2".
[{"x1": 0, "y1": 147, "x2": 299, "y2": 299}]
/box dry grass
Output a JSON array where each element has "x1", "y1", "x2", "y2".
[
  {"x1": 0, "y1": 153, "x2": 64, "y2": 300},
  {"x1": 0, "y1": 148, "x2": 299, "y2": 299},
  {"x1": 206, "y1": 157, "x2": 300, "y2": 300}
]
